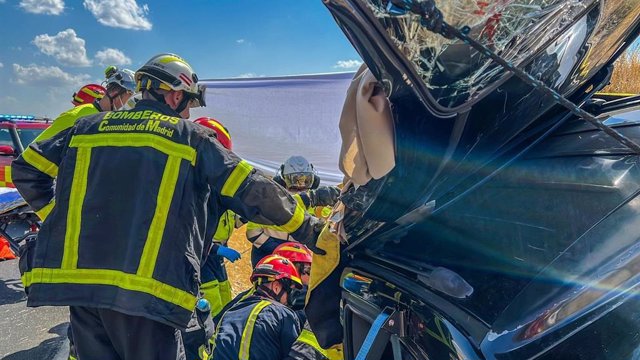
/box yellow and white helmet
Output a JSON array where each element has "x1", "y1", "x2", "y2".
[{"x1": 135, "y1": 53, "x2": 202, "y2": 101}]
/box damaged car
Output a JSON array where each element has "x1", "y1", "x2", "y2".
[{"x1": 306, "y1": 0, "x2": 640, "y2": 359}]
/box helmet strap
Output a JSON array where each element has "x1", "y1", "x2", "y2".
[
  {"x1": 256, "y1": 281, "x2": 289, "y2": 303},
  {"x1": 106, "y1": 89, "x2": 127, "y2": 111},
  {"x1": 148, "y1": 87, "x2": 168, "y2": 105}
]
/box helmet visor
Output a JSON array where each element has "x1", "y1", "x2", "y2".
[
  {"x1": 189, "y1": 84, "x2": 207, "y2": 108},
  {"x1": 283, "y1": 172, "x2": 314, "y2": 190}
]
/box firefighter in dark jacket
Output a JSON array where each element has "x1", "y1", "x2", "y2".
[
  {"x1": 205, "y1": 255, "x2": 303, "y2": 360},
  {"x1": 274, "y1": 243, "x2": 342, "y2": 360},
  {"x1": 11, "y1": 53, "x2": 323, "y2": 360}
]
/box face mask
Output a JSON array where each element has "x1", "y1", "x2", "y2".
[
  {"x1": 120, "y1": 93, "x2": 141, "y2": 110},
  {"x1": 288, "y1": 285, "x2": 308, "y2": 310},
  {"x1": 114, "y1": 95, "x2": 126, "y2": 111}
]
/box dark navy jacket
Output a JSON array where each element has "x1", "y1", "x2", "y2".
[{"x1": 212, "y1": 294, "x2": 301, "y2": 360}]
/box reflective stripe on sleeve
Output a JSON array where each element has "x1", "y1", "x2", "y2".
[
  {"x1": 36, "y1": 200, "x2": 55, "y2": 221},
  {"x1": 221, "y1": 160, "x2": 253, "y2": 197},
  {"x1": 277, "y1": 203, "x2": 305, "y2": 234},
  {"x1": 21, "y1": 148, "x2": 59, "y2": 178}
]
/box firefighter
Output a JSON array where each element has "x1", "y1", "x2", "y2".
[
  {"x1": 53, "y1": 68, "x2": 136, "y2": 360},
  {"x1": 71, "y1": 84, "x2": 106, "y2": 107},
  {"x1": 183, "y1": 117, "x2": 243, "y2": 360},
  {"x1": 246, "y1": 156, "x2": 340, "y2": 266},
  {"x1": 206, "y1": 255, "x2": 303, "y2": 360},
  {"x1": 36, "y1": 67, "x2": 136, "y2": 145},
  {"x1": 12, "y1": 53, "x2": 324, "y2": 360},
  {"x1": 273, "y1": 243, "x2": 342, "y2": 360}
]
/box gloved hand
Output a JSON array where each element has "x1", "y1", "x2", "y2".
[
  {"x1": 216, "y1": 246, "x2": 241, "y2": 262},
  {"x1": 299, "y1": 217, "x2": 326, "y2": 255},
  {"x1": 308, "y1": 186, "x2": 340, "y2": 207}
]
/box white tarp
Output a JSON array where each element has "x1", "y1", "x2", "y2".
[{"x1": 190, "y1": 72, "x2": 355, "y2": 184}]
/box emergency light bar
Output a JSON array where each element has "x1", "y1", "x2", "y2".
[{"x1": 0, "y1": 114, "x2": 35, "y2": 120}]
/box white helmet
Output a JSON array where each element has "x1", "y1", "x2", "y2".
[
  {"x1": 278, "y1": 156, "x2": 319, "y2": 191},
  {"x1": 135, "y1": 53, "x2": 205, "y2": 108},
  {"x1": 135, "y1": 53, "x2": 199, "y2": 95},
  {"x1": 104, "y1": 67, "x2": 136, "y2": 94}
]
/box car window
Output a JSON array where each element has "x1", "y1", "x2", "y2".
[
  {"x1": 17, "y1": 128, "x2": 44, "y2": 147},
  {"x1": 0, "y1": 128, "x2": 15, "y2": 147}
]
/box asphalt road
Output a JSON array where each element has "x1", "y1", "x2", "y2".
[{"x1": 0, "y1": 259, "x2": 69, "y2": 360}]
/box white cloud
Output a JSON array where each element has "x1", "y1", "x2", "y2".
[
  {"x1": 13, "y1": 63, "x2": 90, "y2": 87},
  {"x1": 95, "y1": 48, "x2": 132, "y2": 66},
  {"x1": 236, "y1": 39, "x2": 246, "y2": 44},
  {"x1": 19, "y1": 0, "x2": 64, "y2": 15},
  {"x1": 83, "y1": 0, "x2": 152, "y2": 31},
  {"x1": 334, "y1": 59, "x2": 363, "y2": 69},
  {"x1": 33, "y1": 29, "x2": 91, "y2": 67},
  {"x1": 0, "y1": 63, "x2": 3, "y2": 68}
]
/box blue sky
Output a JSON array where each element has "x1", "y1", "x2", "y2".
[{"x1": 0, "y1": 0, "x2": 362, "y2": 117}]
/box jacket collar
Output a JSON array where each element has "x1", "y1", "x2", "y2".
[{"x1": 133, "y1": 99, "x2": 182, "y2": 118}]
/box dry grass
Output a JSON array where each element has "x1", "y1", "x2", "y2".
[
  {"x1": 603, "y1": 51, "x2": 640, "y2": 94},
  {"x1": 225, "y1": 225, "x2": 253, "y2": 295}
]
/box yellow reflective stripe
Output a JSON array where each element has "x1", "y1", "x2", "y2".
[
  {"x1": 213, "y1": 210, "x2": 234, "y2": 243},
  {"x1": 198, "y1": 345, "x2": 210, "y2": 360},
  {"x1": 292, "y1": 193, "x2": 307, "y2": 209},
  {"x1": 201, "y1": 279, "x2": 223, "y2": 317},
  {"x1": 4, "y1": 165, "x2": 11, "y2": 183},
  {"x1": 297, "y1": 329, "x2": 332, "y2": 359},
  {"x1": 277, "y1": 203, "x2": 305, "y2": 234},
  {"x1": 21, "y1": 268, "x2": 197, "y2": 311},
  {"x1": 62, "y1": 147, "x2": 91, "y2": 269},
  {"x1": 221, "y1": 160, "x2": 253, "y2": 197},
  {"x1": 238, "y1": 300, "x2": 271, "y2": 360},
  {"x1": 137, "y1": 156, "x2": 181, "y2": 277},
  {"x1": 36, "y1": 200, "x2": 55, "y2": 221},
  {"x1": 218, "y1": 279, "x2": 233, "y2": 307},
  {"x1": 80, "y1": 87, "x2": 103, "y2": 99},
  {"x1": 158, "y1": 55, "x2": 189, "y2": 67},
  {"x1": 70, "y1": 133, "x2": 196, "y2": 166},
  {"x1": 21, "y1": 148, "x2": 59, "y2": 178}
]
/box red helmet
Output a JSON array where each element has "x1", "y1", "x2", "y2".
[
  {"x1": 194, "y1": 117, "x2": 232, "y2": 150},
  {"x1": 72, "y1": 84, "x2": 106, "y2": 106},
  {"x1": 273, "y1": 242, "x2": 312, "y2": 264},
  {"x1": 251, "y1": 255, "x2": 303, "y2": 287}
]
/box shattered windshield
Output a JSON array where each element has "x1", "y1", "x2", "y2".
[{"x1": 365, "y1": 0, "x2": 594, "y2": 110}]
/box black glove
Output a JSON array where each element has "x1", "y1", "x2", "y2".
[
  {"x1": 299, "y1": 216, "x2": 326, "y2": 255},
  {"x1": 308, "y1": 186, "x2": 340, "y2": 207}
]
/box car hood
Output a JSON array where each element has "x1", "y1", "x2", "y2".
[{"x1": 325, "y1": 0, "x2": 640, "y2": 350}]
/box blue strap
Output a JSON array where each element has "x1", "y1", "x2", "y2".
[{"x1": 354, "y1": 309, "x2": 392, "y2": 360}]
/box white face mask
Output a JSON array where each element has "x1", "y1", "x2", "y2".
[
  {"x1": 113, "y1": 95, "x2": 126, "y2": 111},
  {"x1": 119, "y1": 93, "x2": 141, "y2": 110}
]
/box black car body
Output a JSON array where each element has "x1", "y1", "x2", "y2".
[{"x1": 323, "y1": 0, "x2": 640, "y2": 359}]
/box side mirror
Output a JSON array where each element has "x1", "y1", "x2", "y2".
[{"x1": 0, "y1": 145, "x2": 16, "y2": 156}]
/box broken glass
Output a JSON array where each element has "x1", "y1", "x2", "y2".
[{"x1": 365, "y1": 0, "x2": 594, "y2": 109}]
